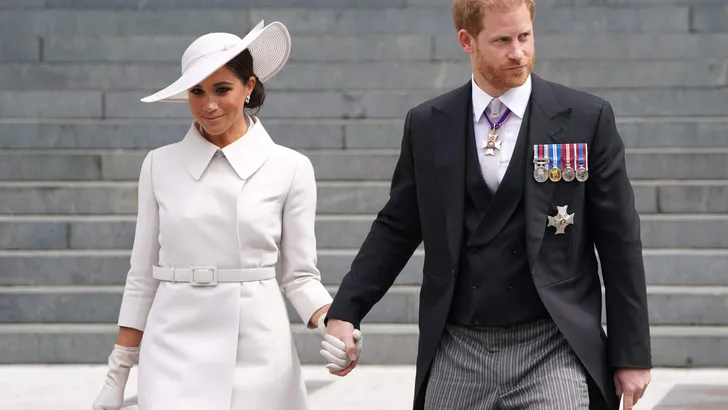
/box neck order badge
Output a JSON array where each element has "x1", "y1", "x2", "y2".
[{"x1": 482, "y1": 105, "x2": 512, "y2": 156}]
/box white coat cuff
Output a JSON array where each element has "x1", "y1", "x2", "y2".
[
  {"x1": 117, "y1": 294, "x2": 154, "y2": 331},
  {"x1": 287, "y1": 281, "x2": 333, "y2": 326}
]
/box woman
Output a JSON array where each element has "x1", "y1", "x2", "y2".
[{"x1": 92, "y1": 21, "x2": 361, "y2": 410}]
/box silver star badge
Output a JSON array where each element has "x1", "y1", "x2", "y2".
[{"x1": 547, "y1": 205, "x2": 574, "y2": 235}]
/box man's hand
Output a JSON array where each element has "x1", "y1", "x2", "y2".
[
  {"x1": 322, "y1": 318, "x2": 361, "y2": 376},
  {"x1": 615, "y1": 368, "x2": 651, "y2": 410}
]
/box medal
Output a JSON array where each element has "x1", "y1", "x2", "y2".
[
  {"x1": 482, "y1": 105, "x2": 511, "y2": 156},
  {"x1": 534, "y1": 162, "x2": 549, "y2": 183},
  {"x1": 533, "y1": 144, "x2": 549, "y2": 183},
  {"x1": 562, "y1": 143, "x2": 575, "y2": 182},
  {"x1": 575, "y1": 143, "x2": 589, "y2": 182},
  {"x1": 548, "y1": 167, "x2": 562, "y2": 182},
  {"x1": 576, "y1": 167, "x2": 589, "y2": 182},
  {"x1": 548, "y1": 144, "x2": 561, "y2": 182},
  {"x1": 482, "y1": 133, "x2": 502, "y2": 156},
  {"x1": 547, "y1": 205, "x2": 574, "y2": 235}
]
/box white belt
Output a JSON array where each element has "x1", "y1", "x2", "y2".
[{"x1": 152, "y1": 265, "x2": 276, "y2": 287}]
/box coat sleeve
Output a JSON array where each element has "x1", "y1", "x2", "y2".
[
  {"x1": 279, "y1": 155, "x2": 333, "y2": 327},
  {"x1": 117, "y1": 150, "x2": 161, "y2": 331},
  {"x1": 586, "y1": 101, "x2": 652, "y2": 369}
]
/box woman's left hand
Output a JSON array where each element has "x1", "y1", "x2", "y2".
[{"x1": 309, "y1": 304, "x2": 331, "y2": 329}]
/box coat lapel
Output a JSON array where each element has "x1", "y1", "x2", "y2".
[
  {"x1": 432, "y1": 82, "x2": 471, "y2": 269},
  {"x1": 524, "y1": 75, "x2": 572, "y2": 270}
]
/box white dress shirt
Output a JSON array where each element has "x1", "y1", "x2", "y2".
[{"x1": 472, "y1": 74, "x2": 533, "y2": 186}]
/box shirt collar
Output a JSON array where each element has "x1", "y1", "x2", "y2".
[
  {"x1": 181, "y1": 115, "x2": 274, "y2": 180},
  {"x1": 471, "y1": 73, "x2": 532, "y2": 122}
]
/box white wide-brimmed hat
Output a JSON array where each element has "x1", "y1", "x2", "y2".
[{"x1": 141, "y1": 20, "x2": 290, "y2": 103}]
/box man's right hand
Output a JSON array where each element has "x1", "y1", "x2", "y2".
[{"x1": 321, "y1": 318, "x2": 361, "y2": 376}]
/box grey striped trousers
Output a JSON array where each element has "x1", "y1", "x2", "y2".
[{"x1": 424, "y1": 318, "x2": 589, "y2": 410}]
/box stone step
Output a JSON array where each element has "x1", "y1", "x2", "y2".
[
  {"x1": 0, "y1": 39, "x2": 40, "y2": 62},
  {"x1": 435, "y1": 33, "x2": 728, "y2": 60},
  {"x1": 0, "y1": 323, "x2": 726, "y2": 366},
  {"x1": 1, "y1": 61, "x2": 724, "y2": 92},
  {"x1": 0, "y1": 91, "x2": 102, "y2": 119},
  {"x1": 692, "y1": 5, "x2": 728, "y2": 32},
  {"x1": 1, "y1": 285, "x2": 727, "y2": 326},
  {"x1": 32, "y1": 0, "x2": 728, "y2": 9},
  {"x1": 43, "y1": 35, "x2": 433, "y2": 63},
  {"x1": 550, "y1": 0, "x2": 727, "y2": 5},
  {"x1": 7, "y1": 31, "x2": 728, "y2": 63},
  {"x1": 0, "y1": 0, "x2": 44, "y2": 8},
  {"x1": 0, "y1": 148, "x2": 725, "y2": 181},
  {"x1": 2, "y1": 88, "x2": 727, "y2": 119},
  {"x1": 6, "y1": 247, "x2": 728, "y2": 288},
  {"x1": 0, "y1": 180, "x2": 727, "y2": 215},
  {"x1": 0, "y1": 118, "x2": 726, "y2": 150},
  {"x1": 15, "y1": 33, "x2": 726, "y2": 63},
  {"x1": 0, "y1": 213, "x2": 727, "y2": 250},
  {"x1": 104, "y1": 88, "x2": 728, "y2": 120},
  {"x1": 0, "y1": 7, "x2": 699, "y2": 36},
  {"x1": 1, "y1": 248, "x2": 726, "y2": 287},
  {"x1": 45, "y1": 0, "x2": 407, "y2": 8},
  {"x1": 0, "y1": 0, "x2": 717, "y2": 8}
]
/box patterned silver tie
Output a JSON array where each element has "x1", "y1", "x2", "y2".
[{"x1": 481, "y1": 99, "x2": 502, "y2": 192}]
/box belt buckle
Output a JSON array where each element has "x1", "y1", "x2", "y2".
[{"x1": 189, "y1": 266, "x2": 218, "y2": 287}]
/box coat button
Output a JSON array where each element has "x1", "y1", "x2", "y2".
[
  {"x1": 472, "y1": 282, "x2": 480, "y2": 290},
  {"x1": 467, "y1": 245, "x2": 479, "y2": 253},
  {"x1": 474, "y1": 318, "x2": 481, "y2": 326}
]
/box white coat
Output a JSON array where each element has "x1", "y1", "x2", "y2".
[{"x1": 116, "y1": 117, "x2": 333, "y2": 410}]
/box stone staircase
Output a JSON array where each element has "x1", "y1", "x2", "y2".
[{"x1": 1, "y1": 0, "x2": 727, "y2": 366}]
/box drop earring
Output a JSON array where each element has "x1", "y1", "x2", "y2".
[{"x1": 245, "y1": 95, "x2": 251, "y2": 104}]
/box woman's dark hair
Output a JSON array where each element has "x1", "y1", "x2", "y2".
[{"x1": 224, "y1": 48, "x2": 266, "y2": 114}]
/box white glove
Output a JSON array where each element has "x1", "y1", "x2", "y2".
[
  {"x1": 317, "y1": 314, "x2": 363, "y2": 371},
  {"x1": 92, "y1": 344, "x2": 139, "y2": 410}
]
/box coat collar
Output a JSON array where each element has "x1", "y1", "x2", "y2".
[{"x1": 181, "y1": 116, "x2": 274, "y2": 180}]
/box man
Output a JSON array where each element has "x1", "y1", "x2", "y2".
[{"x1": 323, "y1": 0, "x2": 652, "y2": 409}]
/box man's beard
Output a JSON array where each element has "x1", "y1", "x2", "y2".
[{"x1": 475, "y1": 50, "x2": 534, "y2": 92}]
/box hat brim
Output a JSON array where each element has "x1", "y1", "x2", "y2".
[{"x1": 140, "y1": 21, "x2": 290, "y2": 103}]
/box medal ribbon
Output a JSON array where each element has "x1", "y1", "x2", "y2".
[
  {"x1": 557, "y1": 144, "x2": 562, "y2": 169},
  {"x1": 564, "y1": 143, "x2": 571, "y2": 167},
  {"x1": 485, "y1": 106, "x2": 512, "y2": 131},
  {"x1": 550, "y1": 144, "x2": 559, "y2": 170},
  {"x1": 578, "y1": 143, "x2": 586, "y2": 169}
]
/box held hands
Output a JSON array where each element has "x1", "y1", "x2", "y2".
[
  {"x1": 614, "y1": 368, "x2": 651, "y2": 410},
  {"x1": 317, "y1": 315, "x2": 363, "y2": 376},
  {"x1": 92, "y1": 344, "x2": 140, "y2": 410}
]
